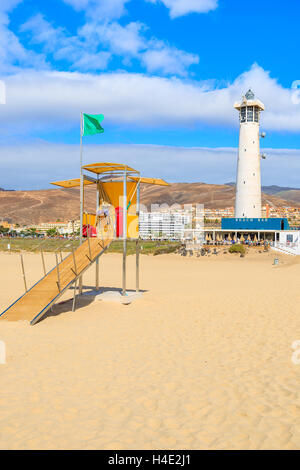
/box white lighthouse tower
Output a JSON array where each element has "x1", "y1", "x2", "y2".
[{"x1": 234, "y1": 89, "x2": 265, "y2": 218}]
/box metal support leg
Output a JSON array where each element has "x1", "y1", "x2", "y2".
[
  {"x1": 87, "y1": 214, "x2": 92, "y2": 261},
  {"x1": 79, "y1": 167, "x2": 84, "y2": 295},
  {"x1": 72, "y1": 279, "x2": 78, "y2": 312},
  {"x1": 122, "y1": 238, "x2": 127, "y2": 296},
  {"x1": 55, "y1": 252, "x2": 61, "y2": 291},
  {"x1": 20, "y1": 254, "x2": 27, "y2": 293},
  {"x1": 40, "y1": 249, "x2": 46, "y2": 276},
  {"x1": 136, "y1": 238, "x2": 140, "y2": 293},
  {"x1": 71, "y1": 246, "x2": 77, "y2": 276},
  {"x1": 87, "y1": 236, "x2": 92, "y2": 261},
  {"x1": 122, "y1": 167, "x2": 127, "y2": 296},
  {"x1": 96, "y1": 258, "x2": 99, "y2": 290}
]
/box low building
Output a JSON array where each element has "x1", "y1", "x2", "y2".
[{"x1": 28, "y1": 220, "x2": 80, "y2": 235}]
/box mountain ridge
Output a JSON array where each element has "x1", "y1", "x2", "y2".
[
  {"x1": 225, "y1": 183, "x2": 300, "y2": 194},
  {"x1": 0, "y1": 183, "x2": 299, "y2": 225}
]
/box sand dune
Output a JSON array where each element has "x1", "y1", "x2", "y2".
[{"x1": 1, "y1": 249, "x2": 300, "y2": 449}]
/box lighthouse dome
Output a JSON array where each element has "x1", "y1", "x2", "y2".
[{"x1": 245, "y1": 89, "x2": 255, "y2": 100}]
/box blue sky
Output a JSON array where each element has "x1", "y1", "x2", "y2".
[{"x1": 1, "y1": 0, "x2": 300, "y2": 189}]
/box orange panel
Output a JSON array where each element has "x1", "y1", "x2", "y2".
[
  {"x1": 102, "y1": 182, "x2": 138, "y2": 239},
  {"x1": 127, "y1": 214, "x2": 139, "y2": 239},
  {"x1": 102, "y1": 182, "x2": 137, "y2": 213},
  {"x1": 83, "y1": 213, "x2": 96, "y2": 227}
]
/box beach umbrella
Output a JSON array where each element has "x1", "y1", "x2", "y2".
[
  {"x1": 254, "y1": 234, "x2": 258, "y2": 243},
  {"x1": 240, "y1": 234, "x2": 245, "y2": 242},
  {"x1": 247, "y1": 234, "x2": 251, "y2": 241},
  {"x1": 206, "y1": 233, "x2": 210, "y2": 242},
  {"x1": 227, "y1": 233, "x2": 231, "y2": 242}
]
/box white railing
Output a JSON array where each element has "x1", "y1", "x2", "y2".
[{"x1": 272, "y1": 241, "x2": 300, "y2": 256}]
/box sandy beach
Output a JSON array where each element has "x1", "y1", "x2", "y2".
[{"x1": 1, "y1": 249, "x2": 300, "y2": 449}]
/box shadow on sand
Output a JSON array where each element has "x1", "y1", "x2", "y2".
[{"x1": 39, "y1": 285, "x2": 148, "y2": 323}]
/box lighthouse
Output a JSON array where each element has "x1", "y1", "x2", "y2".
[{"x1": 234, "y1": 89, "x2": 265, "y2": 218}]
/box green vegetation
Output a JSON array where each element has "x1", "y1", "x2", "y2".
[
  {"x1": 0, "y1": 237, "x2": 180, "y2": 255},
  {"x1": 108, "y1": 240, "x2": 180, "y2": 255},
  {"x1": 0, "y1": 237, "x2": 79, "y2": 253},
  {"x1": 0, "y1": 225, "x2": 9, "y2": 235},
  {"x1": 228, "y1": 244, "x2": 246, "y2": 255},
  {"x1": 153, "y1": 243, "x2": 181, "y2": 256},
  {"x1": 46, "y1": 227, "x2": 59, "y2": 237}
]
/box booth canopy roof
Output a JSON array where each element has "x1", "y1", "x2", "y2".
[
  {"x1": 51, "y1": 178, "x2": 95, "y2": 188},
  {"x1": 82, "y1": 162, "x2": 138, "y2": 174},
  {"x1": 51, "y1": 163, "x2": 169, "y2": 188},
  {"x1": 129, "y1": 176, "x2": 169, "y2": 186},
  {"x1": 51, "y1": 176, "x2": 169, "y2": 188}
]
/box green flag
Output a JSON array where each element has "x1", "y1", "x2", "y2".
[{"x1": 83, "y1": 113, "x2": 104, "y2": 136}]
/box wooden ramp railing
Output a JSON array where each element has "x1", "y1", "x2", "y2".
[{"x1": 0, "y1": 237, "x2": 111, "y2": 325}]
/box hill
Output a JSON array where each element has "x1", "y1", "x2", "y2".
[
  {"x1": 226, "y1": 182, "x2": 300, "y2": 196},
  {"x1": 140, "y1": 182, "x2": 297, "y2": 211},
  {"x1": 0, "y1": 183, "x2": 299, "y2": 225},
  {"x1": 0, "y1": 188, "x2": 95, "y2": 225}
]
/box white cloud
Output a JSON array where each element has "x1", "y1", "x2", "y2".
[
  {"x1": 20, "y1": 13, "x2": 65, "y2": 48},
  {"x1": 79, "y1": 21, "x2": 199, "y2": 75},
  {"x1": 0, "y1": 1, "x2": 46, "y2": 74},
  {"x1": 20, "y1": 13, "x2": 111, "y2": 71},
  {"x1": 147, "y1": 0, "x2": 218, "y2": 18},
  {"x1": 62, "y1": 0, "x2": 218, "y2": 21},
  {"x1": 21, "y1": 13, "x2": 198, "y2": 75},
  {"x1": 142, "y1": 41, "x2": 199, "y2": 76},
  {"x1": 79, "y1": 21, "x2": 146, "y2": 57},
  {"x1": 0, "y1": 0, "x2": 23, "y2": 15},
  {"x1": 71, "y1": 51, "x2": 111, "y2": 70},
  {"x1": 60, "y1": 0, "x2": 201, "y2": 75},
  {"x1": 2, "y1": 64, "x2": 300, "y2": 133},
  {"x1": 62, "y1": 0, "x2": 130, "y2": 20},
  {"x1": 1, "y1": 142, "x2": 300, "y2": 190}
]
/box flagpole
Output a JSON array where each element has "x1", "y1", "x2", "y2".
[
  {"x1": 122, "y1": 166, "x2": 127, "y2": 296},
  {"x1": 80, "y1": 111, "x2": 83, "y2": 244},
  {"x1": 79, "y1": 111, "x2": 83, "y2": 294}
]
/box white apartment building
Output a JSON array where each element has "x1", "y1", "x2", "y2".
[{"x1": 139, "y1": 211, "x2": 192, "y2": 240}]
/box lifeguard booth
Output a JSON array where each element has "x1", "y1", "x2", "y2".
[{"x1": 52, "y1": 162, "x2": 168, "y2": 297}]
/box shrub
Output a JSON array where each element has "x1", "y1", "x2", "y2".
[
  {"x1": 153, "y1": 244, "x2": 181, "y2": 256},
  {"x1": 228, "y1": 244, "x2": 246, "y2": 255}
]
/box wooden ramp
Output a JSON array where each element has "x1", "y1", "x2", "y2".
[{"x1": 0, "y1": 237, "x2": 111, "y2": 325}]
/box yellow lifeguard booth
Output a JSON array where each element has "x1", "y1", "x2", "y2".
[{"x1": 52, "y1": 162, "x2": 168, "y2": 296}]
